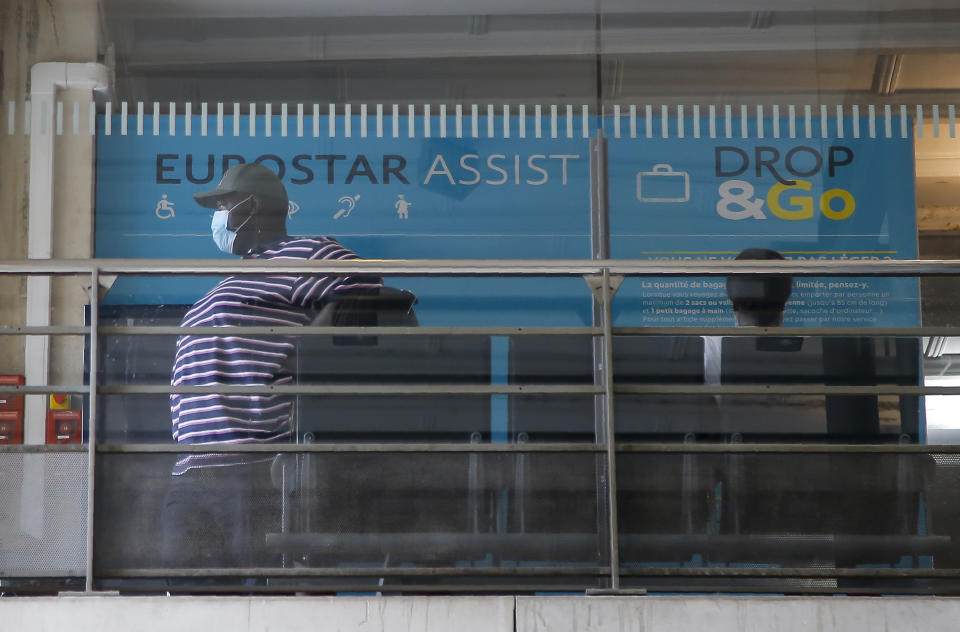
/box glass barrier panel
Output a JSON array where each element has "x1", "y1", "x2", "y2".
[
  {"x1": 617, "y1": 450, "x2": 955, "y2": 594},
  {"x1": 94, "y1": 451, "x2": 605, "y2": 591},
  {"x1": 920, "y1": 237, "x2": 960, "y2": 326},
  {"x1": 607, "y1": 334, "x2": 923, "y2": 443}
]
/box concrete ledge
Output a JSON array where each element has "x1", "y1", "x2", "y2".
[
  {"x1": 517, "y1": 595, "x2": 960, "y2": 632},
  {"x1": 3, "y1": 594, "x2": 960, "y2": 632},
  {"x1": 0, "y1": 595, "x2": 514, "y2": 632}
]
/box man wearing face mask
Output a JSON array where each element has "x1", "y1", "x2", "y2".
[{"x1": 162, "y1": 163, "x2": 381, "y2": 573}]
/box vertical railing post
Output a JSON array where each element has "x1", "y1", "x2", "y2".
[
  {"x1": 589, "y1": 129, "x2": 615, "y2": 586},
  {"x1": 600, "y1": 267, "x2": 620, "y2": 589},
  {"x1": 84, "y1": 265, "x2": 99, "y2": 592}
]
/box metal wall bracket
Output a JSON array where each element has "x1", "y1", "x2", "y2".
[
  {"x1": 584, "y1": 274, "x2": 624, "y2": 302},
  {"x1": 86, "y1": 274, "x2": 118, "y2": 302},
  {"x1": 585, "y1": 588, "x2": 648, "y2": 596}
]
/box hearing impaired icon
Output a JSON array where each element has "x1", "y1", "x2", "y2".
[
  {"x1": 333, "y1": 194, "x2": 360, "y2": 220},
  {"x1": 637, "y1": 164, "x2": 690, "y2": 203}
]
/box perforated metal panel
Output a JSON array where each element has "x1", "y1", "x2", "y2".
[{"x1": 0, "y1": 452, "x2": 87, "y2": 575}]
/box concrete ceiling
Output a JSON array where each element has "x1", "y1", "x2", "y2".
[
  {"x1": 101, "y1": 0, "x2": 960, "y2": 18},
  {"x1": 98, "y1": 1, "x2": 960, "y2": 220},
  {"x1": 100, "y1": 2, "x2": 960, "y2": 102}
]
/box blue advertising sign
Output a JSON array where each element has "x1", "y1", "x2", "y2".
[
  {"x1": 608, "y1": 116, "x2": 919, "y2": 326},
  {"x1": 95, "y1": 114, "x2": 594, "y2": 325},
  {"x1": 95, "y1": 112, "x2": 919, "y2": 327}
]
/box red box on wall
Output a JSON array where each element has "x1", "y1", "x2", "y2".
[
  {"x1": 0, "y1": 410, "x2": 24, "y2": 444},
  {"x1": 0, "y1": 374, "x2": 25, "y2": 411},
  {"x1": 46, "y1": 409, "x2": 82, "y2": 444}
]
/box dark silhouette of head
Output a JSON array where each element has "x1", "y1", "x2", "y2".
[
  {"x1": 194, "y1": 163, "x2": 289, "y2": 254},
  {"x1": 726, "y1": 248, "x2": 793, "y2": 326}
]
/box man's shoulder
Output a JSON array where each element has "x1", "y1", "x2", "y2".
[{"x1": 259, "y1": 236, "x2": 342, "y2": 259}]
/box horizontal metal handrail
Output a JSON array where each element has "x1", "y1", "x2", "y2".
[
  {"x1": 620, "y1": 567, "x2": 957, "y2": 578},
  {"x1": 2, "y1": 325, "x2": 958, "y2": 340},
  {"x1": 0, "y1": 385, "x2": 90, "y2": 394},
  {"x1": 94, "y1": 442, "x2": 605, "y2": 454},
  {"x1": 97, "y1": 566, "x2": 610, "y2": 579},
  {"x1": 9, "y1": 441, "x2": 960, "y2": 454},
  {"x1": 94, "y1": 566, "x2": 960, "y2": 580},
  {"x1": 0, "y1": 442, "x2": 950, "y2": 455},
  {"x1": 0, "y1": 570, "x2": 85, "y2": 579},
  {"x1": 615, "y1": 384, "x2": 951, "y2": 395},
  {"x1": 3, "y1": 257, "x2": 960, "y2": 276},
  {"x1": 76, "y1": 582, "x2": 960, "y2": 596},
  {"x1": 617, "y1": 326, "x2": 954, "y2": 337},
  {"x1": 0, "y1": 326, "x2": 90, "y2": 335},
  {"x1": 0, "y1": 444, "x2": 86, "y2": 453},
  {"x1": 98, "y1": 325, "x2": 596, "y2": 336},
  {"x1": 105, "y1": 384, "x2": 602, "y2": 395},
  {"x1": 3, "y1": 324, "x2": 959, "y2": 337},
  {"x1": 616, "y1": 442, "x2": 960, "y2": 453},
  {"x1": 0, "y1": 383, "x2": 956, "y2": 396}
]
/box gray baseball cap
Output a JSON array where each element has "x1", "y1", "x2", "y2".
[{"x1": 194, "y1": 163, "x2": 288, "y2": 209}]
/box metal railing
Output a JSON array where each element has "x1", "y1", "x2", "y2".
[{"x1": 1, "y1": 257, "x2": 960, "y2": 594}]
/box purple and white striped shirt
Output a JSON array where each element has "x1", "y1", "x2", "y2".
[{"x1": 170, "y1": 237, "x2": 382, "y2": 473}]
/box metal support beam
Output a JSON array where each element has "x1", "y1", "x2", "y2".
[{"x1": 84, "y1": 267, "x2": 100, "y2": 592}]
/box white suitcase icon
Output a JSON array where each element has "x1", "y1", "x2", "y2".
[{"x1": 637, "y1": 164, "x2": 690, "y2": 203}]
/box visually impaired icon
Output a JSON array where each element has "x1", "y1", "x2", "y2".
[{"x1": 637, "y1": 164, "x2": 690, "y2": 203}]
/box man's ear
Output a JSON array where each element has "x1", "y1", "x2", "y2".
[{"x1": 249, "y1": 195, "x2": 262, "y2": 215}]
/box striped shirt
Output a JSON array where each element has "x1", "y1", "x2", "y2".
[{"x1": 170, "y1": 237, "x2": 382, "y2": 474}]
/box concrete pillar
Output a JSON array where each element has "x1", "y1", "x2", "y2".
[
  {"x1": 0, "y1": 0, "x2": 103, "y2": 562},
  {"x1": 0, "y1": 0, "x2": 104, "y2": 442}
]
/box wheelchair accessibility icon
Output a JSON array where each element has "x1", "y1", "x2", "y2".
[
  {"x1": 155, "y1": 194, "x2": 175, "y2": 219},
  {"x1": 637, "y1": 164, "x2": 690, "y2": 203}
]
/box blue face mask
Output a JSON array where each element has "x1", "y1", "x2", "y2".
[
  {"x1": 210, "y1": 196, "x2": 253, "y2": 254},
  {"x1": 210, "y1": 210, "x2": 235, "y2": 254}
]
